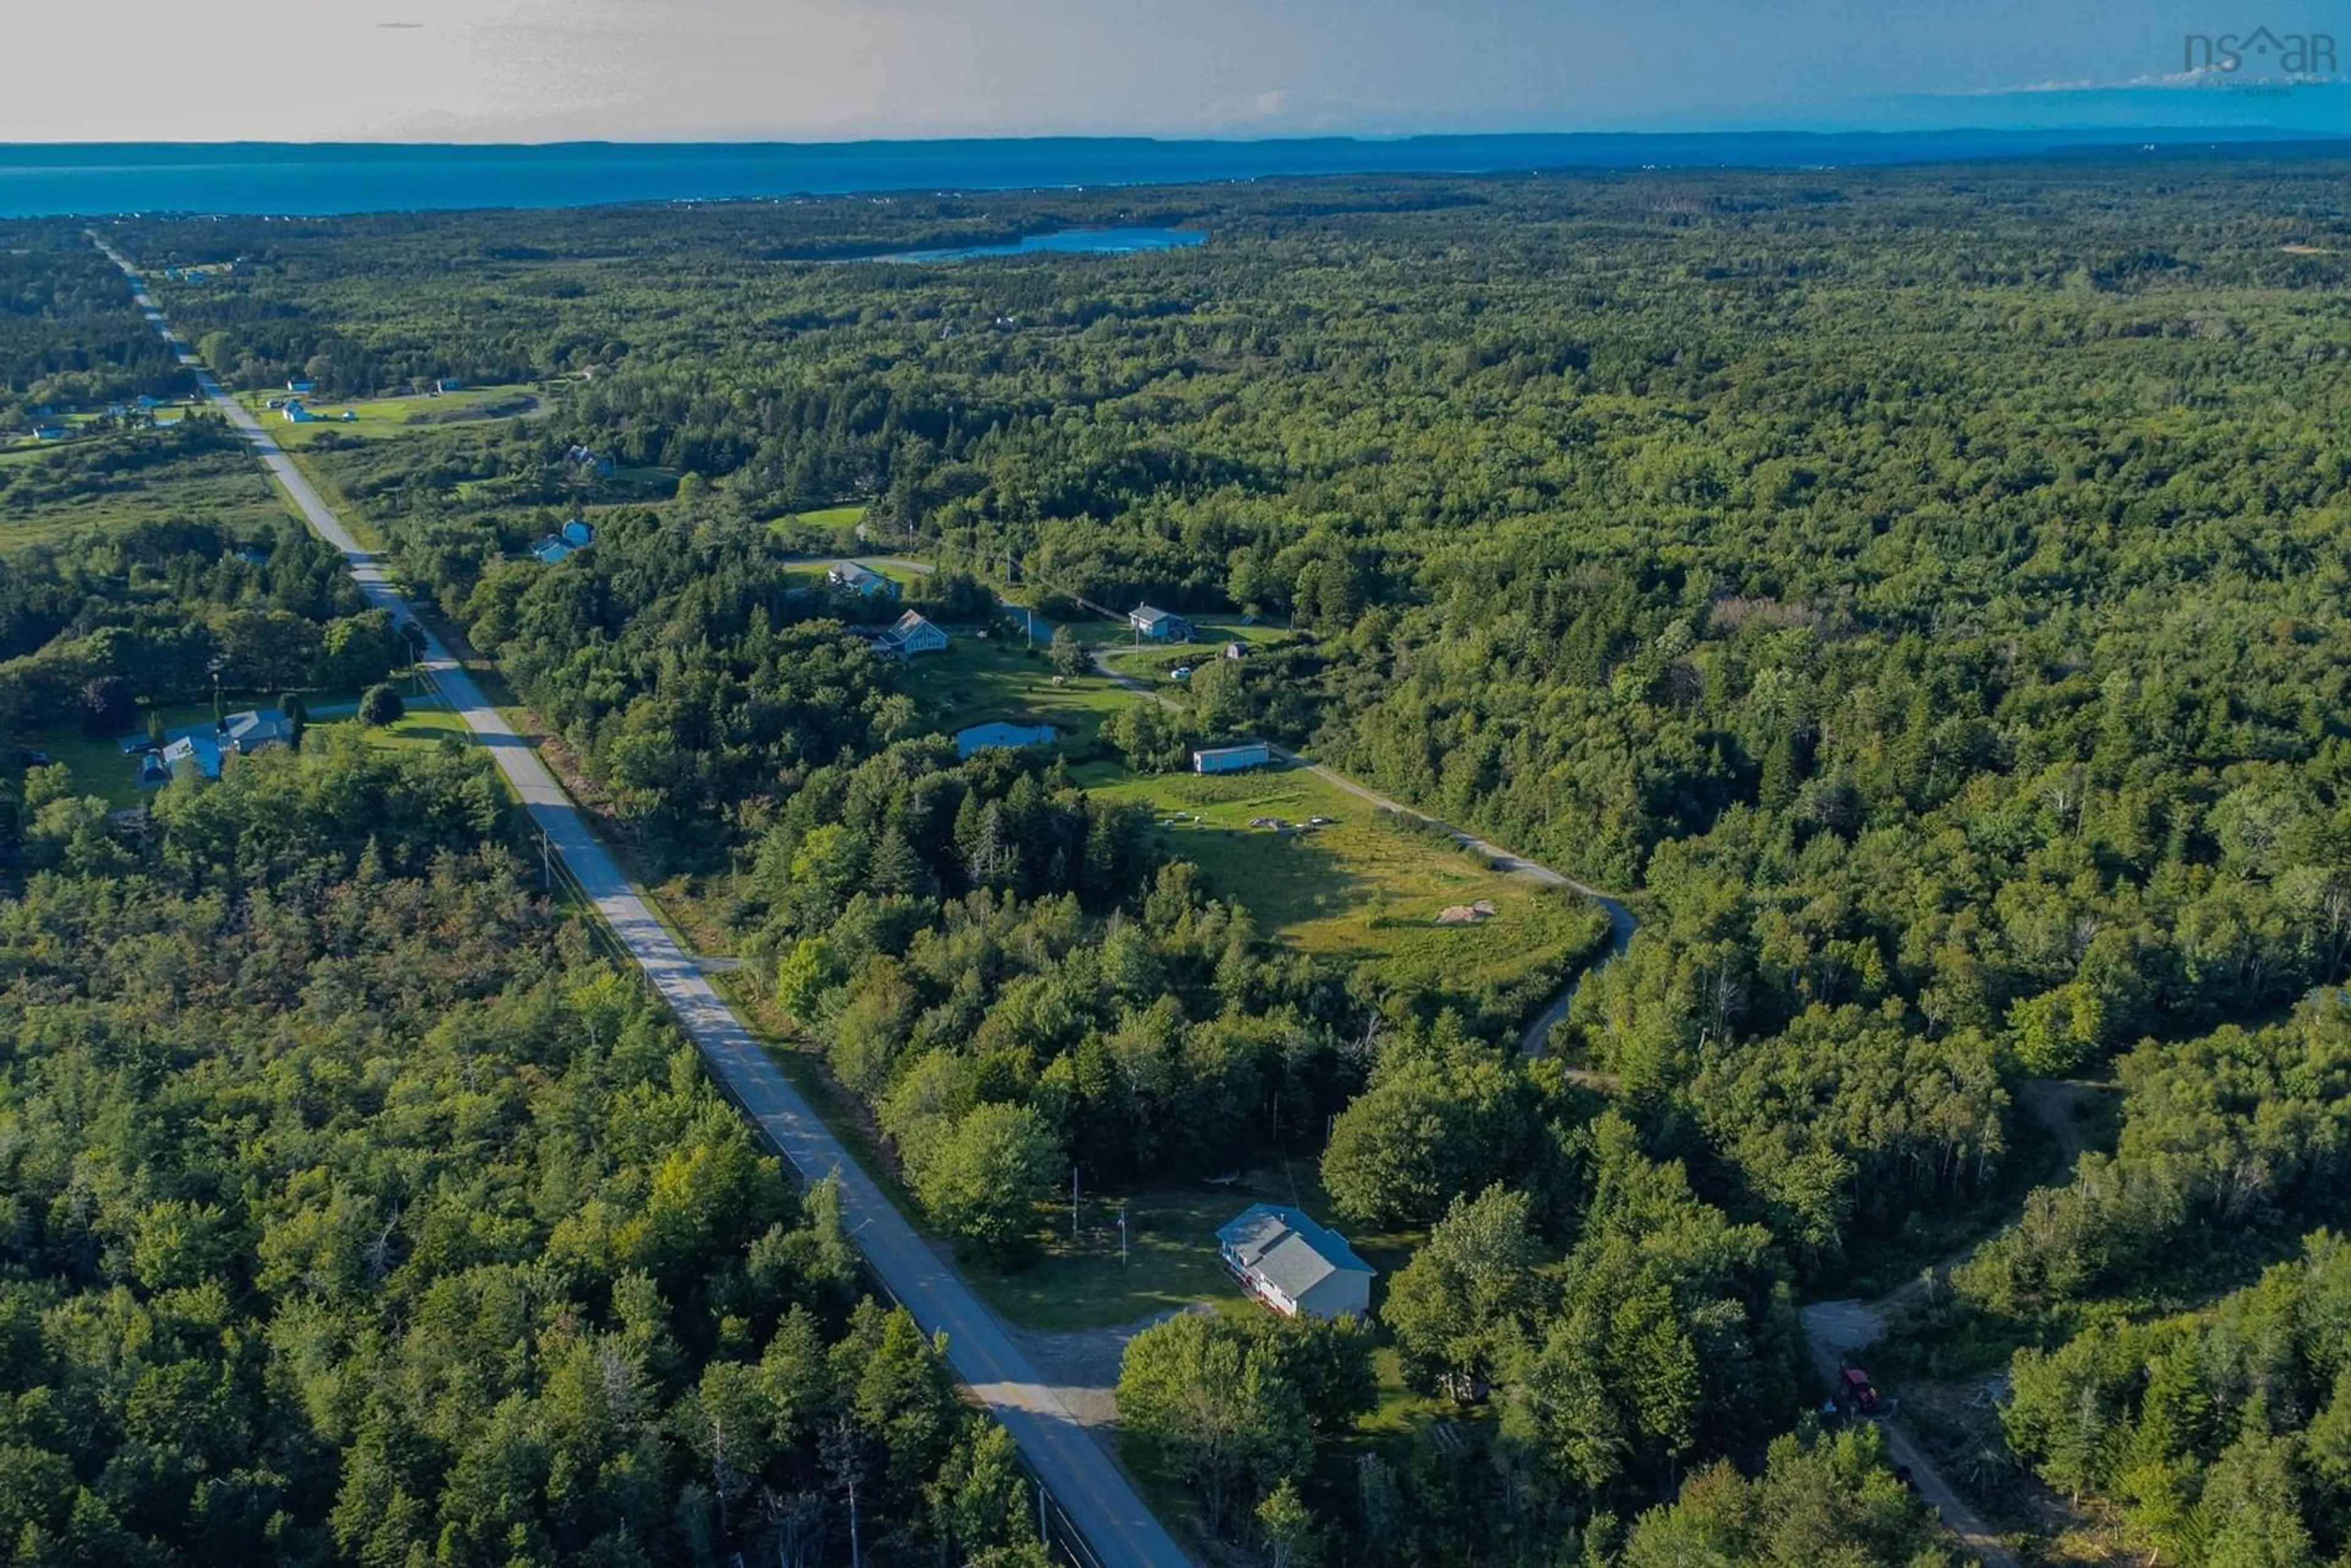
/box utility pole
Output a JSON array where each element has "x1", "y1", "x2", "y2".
[
  {"x1": 541, "y1": 825, "x2": 552, "y2": 891},
  {"x1": 1071, "y1": 1164, "x2": 1081, "y2": 1241},
  {"x1": 847, "y1": 1472, "x2": 861, "y2": 1568},
  {"x1": 1037, "y1": 1480, "x2": 1049, "y2": 1547},
  {"x1": 1119, "y1": 1203, "x2": 1128, "y2": 1267}
]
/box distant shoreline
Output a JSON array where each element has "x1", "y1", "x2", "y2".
[{"x1": 2, "y1": 127, "x2": 2342, "y2": 219}]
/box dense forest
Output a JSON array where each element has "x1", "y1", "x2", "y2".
[
  {"x1": 1, "y1": 152, "x2": 2346, "y2": 1561},
  {"x1": 0, "y1": 739, "x2": 1056, "y2": 1566},
  {"x1": 0, "y1": 233, "x2": 193, "y2": 427}
]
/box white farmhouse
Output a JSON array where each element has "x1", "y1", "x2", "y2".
[{"x1": 1217, "y1": 1203, "x2": 1375, "y2": 1320}]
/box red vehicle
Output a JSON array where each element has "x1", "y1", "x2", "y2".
[{"x1": 1841, "y1": 1367, "x2": 1882, "y2": 1416}]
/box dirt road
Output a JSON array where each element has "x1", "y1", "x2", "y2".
[{"x1": 1800, "y1": 1299, "x2": 2016, "y2": 1568}]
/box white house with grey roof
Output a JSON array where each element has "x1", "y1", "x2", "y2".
[
  {"x1": 872, "y1": 609, "x2": 948, "y2": 659},
  {"x1": 828, "y1": 561, "x2": 898, "y2": 599},
  {"x1": 1217, "y1": 1203, "x2": 1374, "y2": 1319},
  {"x1": 1128, "y1": 604, "x2": 1194, "y2": 642}
]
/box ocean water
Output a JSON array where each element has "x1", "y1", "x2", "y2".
[
  {"x1": 869, "y1": 227, "x2": 1206, "y2": 262},
  {"x1": 0, "y1": 129, "x2": 2324, "y2": 219}
]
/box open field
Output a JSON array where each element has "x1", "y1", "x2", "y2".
[
  {"x1": 0, "y1": 441, "x2": 298, "y2": 553},
  {"x1": 233, "y1": 382, "x2": 544, "y2": 445},
  {"x1": 26, "y1": 691, "x2": 455, "y2": 807},
  {"x1": 776, "y1": 556, "x2": 932, "y2": 596},
  {"x1": 1095, "y1": 624, "x2": 1297, "y2": 681},
  {"x1": 906, "y1": 636, "x2": 1140, "y2": 744},
  {"x1": 1072, "y1": 758, "x2": 1607, "y2": 1003},
  {"x1": 895, "y1": 640, "x2": 1610, "y2": 1012},
  {"x1": 792, "y1": 503, "x2": 868, "y2": 530}
]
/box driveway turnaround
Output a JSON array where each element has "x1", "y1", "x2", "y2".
[{"x1": 93, "y1": 236, "x2": 1190, "y2": 1568}]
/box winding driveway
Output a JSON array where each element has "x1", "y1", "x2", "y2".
[
  {"x1": 96, "y1": 236, "x2": 1190, "y2": 1568},
  {"x1": 1078, "y1": 642, "x2": 1639, "y2": 1052}
]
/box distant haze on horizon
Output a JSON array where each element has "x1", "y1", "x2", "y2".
[{"x1": 7, "y1": 0, "x2": 2350, "y2": 143}]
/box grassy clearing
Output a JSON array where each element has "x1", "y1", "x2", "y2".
[
  {"x1": 906, "y1": 637, "x2": 1141, "y2": 746},
  {"x1": 1074, "y1": 759, "x2": 1603, "y2": 1000},
  {"x1": 899, "y1": 640, "x2": 1606, "y2": 1008},
  {"x1": 233, "y1": 383, "x2": 543, "y2": 446},
  {"x1": 0, "y1": 443, "x2": 298, "y2": 553},
  {"x1": 26, "y1": 690, "x2": 452, "y2": 806},
  {"x1": 315, "y1": 703, "x2": 470, "y2": 757},
  {"x1": 23, "y1": 728, "x2": 153, "y2": 809},
  {"x1": 963, "y1": 1184, "x2": 1274, "y2": 1333},
  {"x1": 1093, "y1": 623, "x2": 1296, "y2": 678},
  {"x1": 792, "y1": 503, "x2": 868, "y2": 530}
]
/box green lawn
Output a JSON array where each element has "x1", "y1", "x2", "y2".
[
  {"x1": 1093, "y1": 623, "x2": 1295, "y2": 679},
  {"x1": 29, "y1": 691, "x2": 454, "y2": 806},
  {"x1": 234, "y1": 383, "x2": 544, "y2": 446},
  {"x1": 793, "y1": 503, "x2": 868, "y2": 529},
  {"x1": 905, "y1": 637, "x2": 1138, "y2": 746},
  {"x1": 1074, "y1": 760, "x2": 1607, "y2": 1005},
  {"x1": 315, "y1": 703, "x2": 470, "y2": 756},
  {"x1": 963, "y1": 1184, "x2": 1287, "y2": 1332}
]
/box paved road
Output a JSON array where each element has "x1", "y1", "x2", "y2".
[{"x1": 95, "y1": 237, "x2": 1190, "y2": 1568}]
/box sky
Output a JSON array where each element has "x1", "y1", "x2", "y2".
[{"x1": 5, "y1": 0, "x2": 2349, "y2": 142}]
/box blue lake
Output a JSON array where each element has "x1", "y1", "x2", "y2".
[{"x1": 866, "y1": 227, "x2": 1205, "y2": 262}]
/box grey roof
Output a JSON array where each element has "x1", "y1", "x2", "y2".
[
  {"x1": 1130, "y1": 604, "x2": 1183, "y2": 626},
  {"x1": 832, "y1": 561, "x2": 886, "y2": 587},
  {"x1": 221, "y1": 710, "x2": 293, "y2": 750},
  {"x1": 1217, "y1": 1204, "x2": 1372, "y2": 1302}
]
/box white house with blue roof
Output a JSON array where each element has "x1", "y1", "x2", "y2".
[{"x1": 1217, "y1": 1202, "x2": 1375, "y2": 1319}]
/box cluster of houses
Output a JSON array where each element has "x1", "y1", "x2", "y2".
[
  {"x1": 264, "y1": 382, "x2": 358, "y2": 427},
  {"x1": 530, "y1": 519, "x2": 597, "y2": 564},
  {"x1": 258, "y1": 377, "x2": 471, "y2": 427},
  {"x1": 18, "y1": 395, "x2": 182, "y2": 444},
  {"x1": 125, "y1": 709, "x2": 298, "y2": 786}
]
